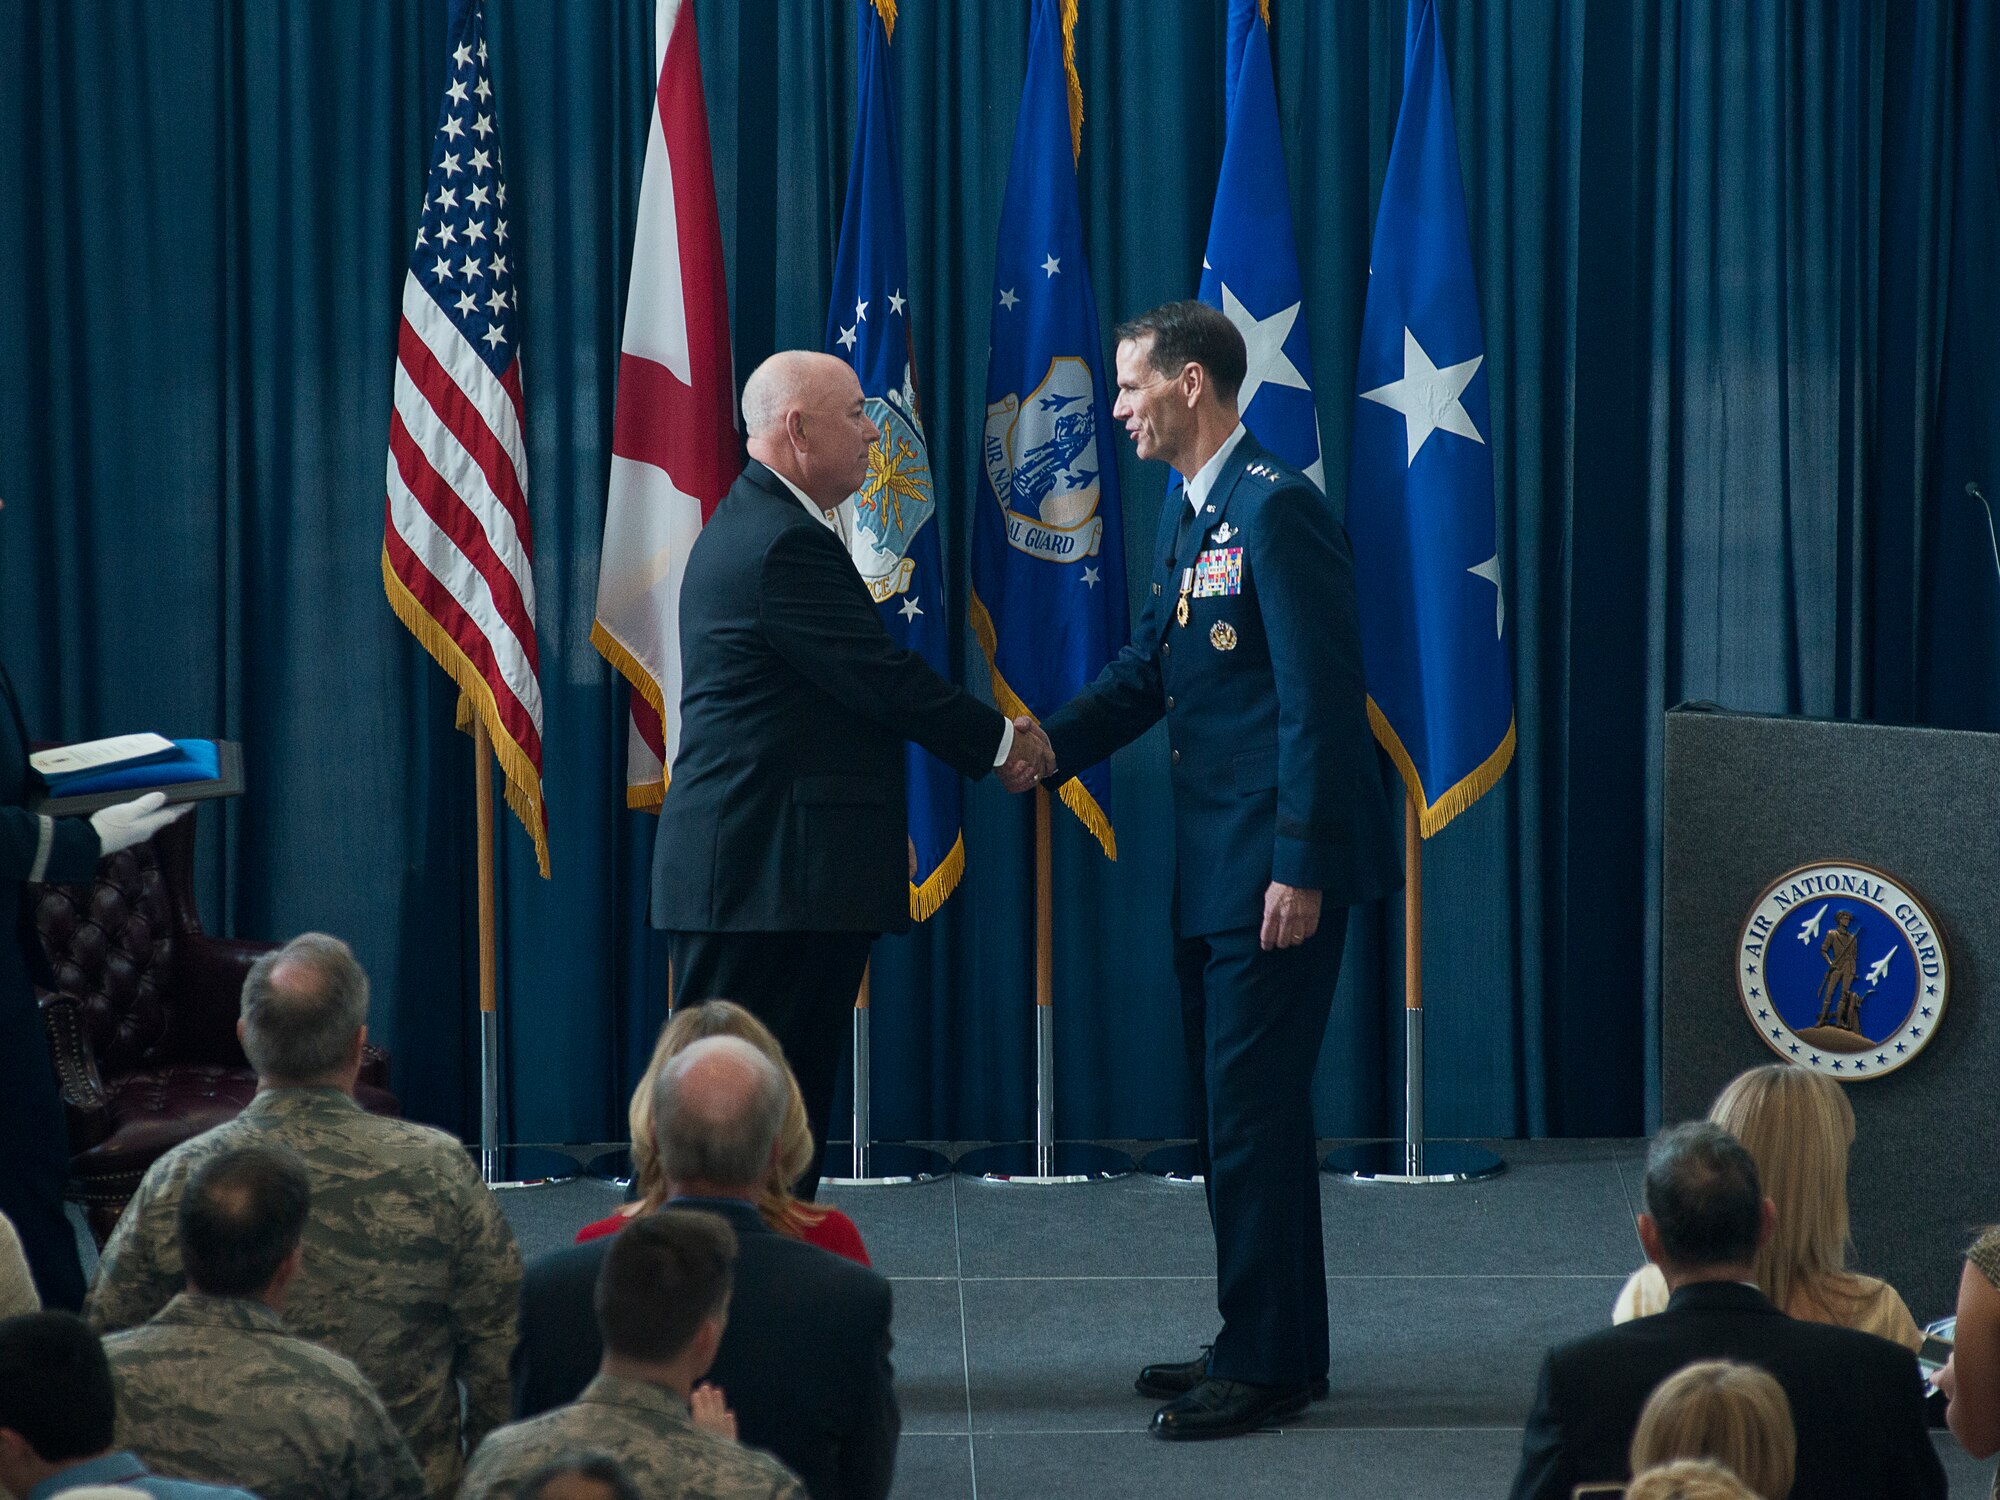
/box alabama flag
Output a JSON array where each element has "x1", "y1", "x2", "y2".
[{"x1": 591, "y1": 0, "x2": 740, "y2": 808}]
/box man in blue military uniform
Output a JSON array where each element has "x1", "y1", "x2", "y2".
[{"x1": 1034, "y1": 301, "x2": 1400, "y2": 1440}]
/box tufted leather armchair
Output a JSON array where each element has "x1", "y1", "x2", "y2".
[{"x1": 32, "y1": 813, "x2": 397, "y2": 1242}]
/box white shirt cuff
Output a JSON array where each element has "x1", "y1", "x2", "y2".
[{"x1": 992, "y1": 719, "x2": 1015, "y2": 767}]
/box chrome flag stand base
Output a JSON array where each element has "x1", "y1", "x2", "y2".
[
  {"x1": 1322, "y1": 1006, "x2": 1503, "y2": 1185},
  {"x1": 821, "y1": 1007, "x2": 952, "y2": 1186},
  {"x1": 1138, "y1": 1142, "x2": 1205, "y2": 1183},
  {"x1": 478, "y1": 1011, "x2": 576, "y2": 1190},
  {"x1": 956, "y1": 1007, "x2": 1133, "y2": 1183}
]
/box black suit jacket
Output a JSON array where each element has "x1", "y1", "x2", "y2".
[
  {"x1": 512, "y1": 1198, "x2": 899, "y2": 1500},
  {"x1": 1041, "y1": 432, "x2": 1398, "y2": 934},
  {"x1": 0, "y1": 661, "x2": 99, "y2": 999},
  {"x1": 1508, "y1": 1280, "x2": 1946, "y2": 1500},
  {"x1": 651, "y1": 461, "x2": 1005, "y2": 936}
]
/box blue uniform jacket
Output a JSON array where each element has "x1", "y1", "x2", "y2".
[{"x1": 1042, "y1": 431, "x2": 1400, "y2": 936}]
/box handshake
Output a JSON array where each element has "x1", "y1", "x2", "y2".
[{"x1": 997, "y1": 714, "x2": 1057, "y2": 795}]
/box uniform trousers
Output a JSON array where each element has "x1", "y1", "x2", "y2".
[
  {"x1": 1174, "y1": 911, "x2": 1348, "y2": 1387},
  {"x1": 666, "y1": 930, "x2": 874, "y2": 1204},
  {"x1": 0, "y1": 982, "x2": 85, "y2": 1309}
]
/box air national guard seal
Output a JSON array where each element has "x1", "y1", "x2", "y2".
[{"x1": 1735, "y1": 862, "x2": 1948, "y2": 1079}]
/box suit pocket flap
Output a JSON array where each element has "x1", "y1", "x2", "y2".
[
  {"x1": 1232, "y1": 747, "x2": 1279, "y2": 794},
  {"x1": 793, "y1": 775, "x2": 892, "y2": 807}
]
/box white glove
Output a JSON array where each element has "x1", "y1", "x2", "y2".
[{"x1": 89, "y1": 791, "x2": 191, "y2": 855}]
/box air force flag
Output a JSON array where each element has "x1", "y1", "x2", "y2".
[
  {"x1": 1198, "y1": 0, "x2": 1323, "y2": 489},
  {"x1": 825, "y1": 0, "x2": 962, "y2": 918},
  {"x1": 968, "y1": 0, "x2": 1126, "y2": 858},
  {"x1": 1346, "y1": 0, "x2": 1515, "y2": 837}
]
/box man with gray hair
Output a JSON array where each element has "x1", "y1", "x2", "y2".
[
  {"x1": 89, "y1": 932, "x2": 523, "y2": 1497},
  {"x1": 653, "y1": 349, "x2": 1054, "y2": 1201},
  {"x1": 515, "y1": 1033, "x2": 899, "y2": 1500}
]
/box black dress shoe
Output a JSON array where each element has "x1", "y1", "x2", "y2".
[
  {"x1": 1151, "y1": 1376, "x2": 1313, "y2": 1440},
  {"x1": 1136, "y1": 1348, "x2": 1328, "y2": 1401}
]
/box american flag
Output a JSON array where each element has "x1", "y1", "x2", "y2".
[
  {"x1": 591, "y1": 0, "x2": 739, "y2": 809},
  {"x1": 382, "y1": 0, "x2": 549, "y2": 876}
]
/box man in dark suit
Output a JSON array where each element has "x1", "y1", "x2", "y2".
[
  {"x1": 652, "y1": 351, "x2": 1051, "y2": 1201},
  {"x1": 1508, "y1": 1120, "x2": 1947, "y2": 1500},
  {"x1": 512, "y1": 1034, "x2": 898, "y2": 1500},
  {"x1": 1031, "y1": 302, "x2": 1401, "y2": 1439},
  {"x1": 0, "y1": 640, "x2": 183, "y2": 1309}
]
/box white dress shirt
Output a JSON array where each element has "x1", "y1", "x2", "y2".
[{"x1": 1184, "y1": 421, "x2": 1249, "y2": 514}]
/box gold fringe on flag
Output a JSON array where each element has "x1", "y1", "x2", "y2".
[
  {"x1": 909, "y1": 832, "x2": 965, "y2": 922},
  {"x1": 382, "y1": 547, "x2": 553, "y2": 877},
  {"x1": 871, "y1": 0, "x2": 897, "y2": 43},
  {"x1": 1366, "y1": 696, "x2": 1516, "y2": 840},
  {"x1": 588, "y1": 619, "x2": 671, "y2": 810},
  {"x1": 1259, "y1": 0, "x2": 1271, "y2": 25},
  {"x1": 1059, "y1": 0, "x2": 1083, "y2": 162},
  {"x1": 968, "y1": 590, "x2": 1118, "y2": 860}
]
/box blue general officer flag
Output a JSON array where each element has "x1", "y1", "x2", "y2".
[
  {"x1": 825, "y1": 0, "x2": 963, "y2": 919},
  {"x1": 1198, "y1": 0, "x2": 1324, "y2": 489},
  {"x1": 968, "y1": 0, "x2": 1126, "y2": 858},
  {"x1": 1345, "y1": 0, "x2": 1515, "y2": 839}
]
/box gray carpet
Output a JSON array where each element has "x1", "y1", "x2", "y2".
[{"x1": 492, "y1": 1138, "x2": 1998, "y2": 1500}]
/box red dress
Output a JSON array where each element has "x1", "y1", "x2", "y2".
[{"x1": 575, "y1": 1203, "x2": 871, "y2": 1266}]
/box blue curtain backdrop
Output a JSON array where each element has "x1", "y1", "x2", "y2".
[{"x1": 1, "y1": 0, "x2": 1994, "y2": 1146}]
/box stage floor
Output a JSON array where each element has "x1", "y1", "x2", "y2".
[{"x1": 499, "y1": 1137, "x2": 1992, "y2": 1500}]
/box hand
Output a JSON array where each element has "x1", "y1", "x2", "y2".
[
  {"x1": 907, "y1": 835, "x2": 918, "y2": 881},
  {"x1": 690, "y1": 1381, "x2": 737, "y2": 1440},
  {"x1": 998, "y1": 715, "x2": 1056, "y2": 794},
  {"x1": 88, "y1": 791, "x2": 191, "y2": 855},
  {"x1": 1259, "y1": 882, "x2": 1322, "y2": 952},
  {"x1": 1933, "y1": 1353, "x2": 1956, "y2": 1402}
]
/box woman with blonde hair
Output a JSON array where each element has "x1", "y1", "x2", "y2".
[
  {"x1": 1628, "y1": 1361, "x2": 1796, "y2": 1500},
  {"x1": 1622, "y1": 1458, "x2": 1763, "y2": 1500},
  {"x1": 1613, "y1": 1064, "x2": 1920, "y2": 1348},
  {"x1": 573, "y1": 1000, "x2": 870, "y2": 1264}
]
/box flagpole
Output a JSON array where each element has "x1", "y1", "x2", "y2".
[
  {"x1": 1324, "y1": 792, "x2": 1502, "y2": 1184},
  {"x1": 822, "y1": 962, "x2": 952, "y2": 1187},
  {"x1": 469, "y1": 718, "x2": 571, "y2": 1190},
  {"x1": 958, "y1": 785, "x2": 1132, "y2": 1184}
]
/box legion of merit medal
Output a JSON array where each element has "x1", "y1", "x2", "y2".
[{"x1": 1176, "y1": 567, "x2": 1193, "y2": 627}]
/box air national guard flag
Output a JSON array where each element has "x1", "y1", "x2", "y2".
[
  {"x1": 825, "y1": 0, "x2": 962, "y2": 920},
  {"x1": 1346, "y1": 0, "x2": 1514, "y2": 838},
  {"x1": 968, "y1": 0, "x2": 1126, "y2": 858},
  {"x1": 1198, "y1": 0, "x2": 1324, "y2": 490}
]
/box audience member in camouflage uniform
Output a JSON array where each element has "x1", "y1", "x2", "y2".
[
  {"x1": 0, "y1": 1310, "x2": 258, "y2": 1500},
  {"x1": 464, "y1": 1210, "x2": 802, "y2": 1500},
  {"x1": 87, "y1": 933, "x2": 522, "y2": 1495},
  {"x1": 103, "y1": 1145, "x2": 426, "y2": 1500}
]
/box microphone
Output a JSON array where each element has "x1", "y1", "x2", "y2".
[{"x1": 1969, "y1": 482, "x2": 2000, "y2": 585}]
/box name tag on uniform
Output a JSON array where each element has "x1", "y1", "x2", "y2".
[{"x1": 1192, "y1": 547, "x2": 1243, "y2": 599}]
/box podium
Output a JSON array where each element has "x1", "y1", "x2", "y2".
[{"x1": 1662, "y1": 706, "x2": 2000, "y2": 1319}]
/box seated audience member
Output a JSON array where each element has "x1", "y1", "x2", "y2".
[
  {"x1": 466, "y1": 1212, "x2": 800, "y2": 1500},
  {"x1": 0, "y1": 1214, "x2": 35, "y2": 1319},
  {"x1": 1508, "y1": 1120, "x2": 1945, "y2": 1500},
  {"x1": 577, "y1": 1003, "x2": 870, "y2": 1266},
  {"x1": 1623, "y1": 1459, "x2": 1761, "y2": 1500},
  {"x1": 0, "y1": 1311, "x2": 255, "y2": 1500},
  {"x1": 103, "y1": 1146, "x2": 425, "y2": 1500},
  {"x1": 1614, "y1": 1064, "x2": 1919, "y2": 1348},
  {"x1": 1628, "y1": 1361, "x2": 1793, "y2": 1500},
  {"x1": 515, "y1": 1036, "x2": 898, "y2": 1500},
  {"x1": 1938, "y1": 1223, "x2": 2000, "y2": 1487},
  {"x1": 515, "y1": 1455, "x2": 641, "y2": 1500},
  {"x1": 88, "y1": 933, "x2": 522, "y2": 1494}
]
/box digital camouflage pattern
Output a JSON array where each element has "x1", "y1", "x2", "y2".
[
  {"x1": 87, "y1": 1089, "x2": 523, "y2": 1496},
  {"x1": 105, "y1": 1292, "x2": 427, "y2": 1500},
  {"x1": 461, "y1": 1375, "x2": 804, "y2": 1500}
]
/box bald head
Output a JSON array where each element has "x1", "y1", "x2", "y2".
[
  {"x1": 651, "y1": 1034, "x2": 790, "y2": 1195},
  {"x1": 741, "y1": 351, "x2": 878, "y2": 509}
]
